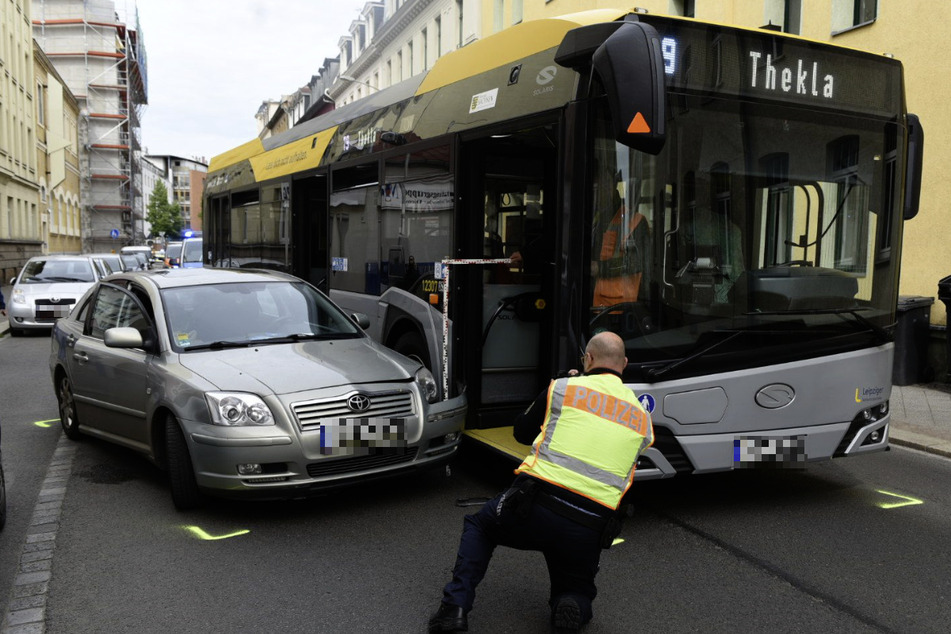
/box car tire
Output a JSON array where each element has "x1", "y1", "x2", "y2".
[
  {"x1": 9, "y1": 327, "x2": 22, "y2": 337},
  {"x1": 393, "y1": 330, "x2": 431, "y2": 369},
  {"x1": 165, "y1": 416, "x2": 204, "y2": 511},
  {"x1": 57, "y1": 374, "x2": 82, "y2": 440}
]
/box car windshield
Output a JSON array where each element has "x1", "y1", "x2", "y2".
[
  {"x1": 167, "y1": 243, "x2": 182, "y2": 258},
  {"x1": 162, "y1": 280, "x2": 362, "y2": 351},
  {"x1": 20, "y1": 259, "x2": 95, "y2": 283}
]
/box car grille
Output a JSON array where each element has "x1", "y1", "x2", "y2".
[
  {"x1": 292, "y1": 390, "x2": 415, "y2": 433},
  {"x1": 306, "y1": 447, "x2": 418, "y2": 478}
]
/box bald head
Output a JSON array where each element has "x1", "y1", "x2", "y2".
[{"x1": 584, "y1": 331, "x2": 627, "y2": 373}]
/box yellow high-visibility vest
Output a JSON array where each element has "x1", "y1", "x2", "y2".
[{"x1": 516, "y1": 374, "x2": 653, "y2": 510}]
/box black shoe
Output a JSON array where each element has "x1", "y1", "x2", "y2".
[
  {"x1": 428, "y1": 603, "x2": 468, "y2": 632},
  {"x1": 551, "y1": 596, "x2": 582, "y2": 633}
]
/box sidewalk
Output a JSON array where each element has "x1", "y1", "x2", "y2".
[{"x1": 0, "y1": 292, "x2": 947, "y2": 459}]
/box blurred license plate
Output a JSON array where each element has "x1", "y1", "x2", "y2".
[
  {"x1": 319, "y1": 418, "x2": 406, "y2": 456},
  {"x1": 734, "y1": 435, "x2": 806, "y2": 468},
  {"x1": 36, "y1": 305, "x2": 71, "y2": 319}
]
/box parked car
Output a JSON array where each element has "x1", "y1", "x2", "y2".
[
  {"x1": 1, "y1": 419, "x2": 6, "y2": 530},
  {"x1": 87, "y1": 253, "x2": 124, "y2": 279},
  {"x1": 180, "y1": 238, "x2": 203, "y2": 268},
  {"x1": 164, "y1": 242, "x2": 183, "y2": 268},
  {"x1": 7, "y1": 255, "x2": 99, "y2": 336},
  {"x1": 119, "y1": 253, "x2": 146, "y2": 271},
  {"x1": 120, "y1": 246, "x2": 152, "y2": 270},
  {"x1": 48, "y1": 268, "x2": 466, "y2": 509}
]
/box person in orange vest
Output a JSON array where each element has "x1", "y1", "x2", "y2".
[
  {"x1": 428, "y1": 331, "x2": 653, "y2": 633},
  {"x1": 592, "y1": 194, "x2": 650, "y2": 309}
]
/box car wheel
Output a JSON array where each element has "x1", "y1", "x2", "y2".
[
  {"x1": 0, "y1": 461, "x2": 7, "y2": 531},
  {"x1": 165, "y1": 416, "x2": 203, "y2": 510},
  {"x1": 9, "y1": 327, "x2": 22, "y2": 337},
  {"x1": 57, "y1": 374, "x2": 82, "y2": 440},
  {"x1": 393, "y1": 330, "x2": 431, "y2": 370}
]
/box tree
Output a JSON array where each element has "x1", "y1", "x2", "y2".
[{"x1": 146, "y1": 181, "x2": 184, "y2": 239}]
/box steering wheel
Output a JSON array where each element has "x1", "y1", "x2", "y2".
[{"x1": 589, "y1": 302, "x2": 653, "y2": 337}]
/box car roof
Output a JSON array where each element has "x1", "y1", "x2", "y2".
[
  {"x1": 26, "y1": 254, "x2": 93, "y2": 262},
  {"x1": 107, "y1": 267, "x2": 301, "y2": 290}
]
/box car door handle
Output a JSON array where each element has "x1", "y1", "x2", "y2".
[{"x1": 72, "y1": 351, "x2": 88, "y2": 363}]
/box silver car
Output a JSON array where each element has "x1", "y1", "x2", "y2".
[
  {"x1": 8, "y1": 255, "x2": 99, "y2": 336},
  {"x1": 48, "y1": 268, "x2": 466, "y2": 509}
]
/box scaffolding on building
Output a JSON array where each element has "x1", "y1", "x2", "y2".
[{"x1": 33, "y1": 0, "x2": 148, "y2": 252}]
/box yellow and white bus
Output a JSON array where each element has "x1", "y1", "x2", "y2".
[{"x1": 204, "y1": 10, "x2": 923, "y2": 478}]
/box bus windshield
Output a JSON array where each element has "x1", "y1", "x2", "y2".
[{"x1": 588, "y1": 94, "x2": 903, "y2": 378}]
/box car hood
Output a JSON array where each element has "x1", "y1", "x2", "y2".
[
  {"x1": 176, "y1": 338, "x2": 415, "y2": 395},
  {"x1": 16, "y1": 281, "x2": 94, "y2": 297}
]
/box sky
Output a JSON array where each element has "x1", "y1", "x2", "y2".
[{"x1": 133, "y1": 0, "x2": 368, "y2": 163}]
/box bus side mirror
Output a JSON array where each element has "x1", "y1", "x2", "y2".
[
  {"x1": 591, "y1": 21, "x2": 667, "y2": 155},
  {"x1": 903, "y1": 113, "x2": 923, "y2": 220}
]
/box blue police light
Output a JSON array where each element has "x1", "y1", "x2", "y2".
[{"x1": 183, "y1": 230, "x2": 194, "y2": 238}]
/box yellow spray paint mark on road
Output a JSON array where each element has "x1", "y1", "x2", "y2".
[
  {"x1": 34, "y1": 419, "x2": 58, "y2": 428},
  {"x1": 183, "y1": 525, "x2": 250, "y2": 541},
  {"x1": 875, "y1": 490, "x2": 924, "y2": 510}
]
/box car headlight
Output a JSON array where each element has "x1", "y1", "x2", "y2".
[
  {"x1": 415, "y1": 367, "x2": 439, "y2": 404},
  {"x1": 205, "y1": 392, "x2": 275, "y2": 426},
  {"x1": 12, "y1": 288, "x2": 25, "y2": 304}
]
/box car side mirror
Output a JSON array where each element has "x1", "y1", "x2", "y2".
[
  {"x1": 351, "y1": 312, "x2": 371, "y2": 330},
  {"x1": 104, "y1": 327, "x2": 145, "y2": 349}
]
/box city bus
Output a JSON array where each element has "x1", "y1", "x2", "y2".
[{"x1": 204, "y1": 9, "x2": 923, "y2": 479}]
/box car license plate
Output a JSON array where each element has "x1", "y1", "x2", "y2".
[
  {"x1": 734, "y1": 435, "x2": 806, "y2": 468},
  {"x1": 319, "y1": 418, "x2": 406, "y2": 456},
  {"x1": 36, "y1": 305, "x2": 71, "y2": 319}
]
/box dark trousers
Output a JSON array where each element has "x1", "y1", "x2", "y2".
[{"x1": 441, "y1": 487, "x2": 603, "y2": 623}]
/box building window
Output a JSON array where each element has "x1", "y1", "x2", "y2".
[
  {"x1": 832, "y1": 0, "x2": 877, "y2": 33},
  {"x1": 36, "y1": 82, "x2": 45, "y2": 126},
  {"x1": 421, "y1": 28, "x2": 428, "y2": 70},
  {"x1": 512, "y1": 0, "x2": 523, "y2": 24},
  {"x1": 435, "y1": 15, "x2": 442, "y2": 57},
  {"x1": 494, "y1": 0, "x2": 504, "y2": 32},
  {"x1": 457, "y1": 0, "x2": 464, "y2": 48},
  {"x1": 669, "y1": 0, "x2": 695, "y2": 18},
  {"x1": 764, "y1": 0, "x2": 801, "y2": 34}
]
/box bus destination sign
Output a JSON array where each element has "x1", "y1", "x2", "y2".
[{"x1": 642, "y1": 16, "x2": 902, "y2": 118}]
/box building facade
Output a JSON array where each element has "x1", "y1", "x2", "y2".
[
  {"x1": 144, "y1": 155, "x2": 207, "y2": 233},
  {"x1": 34, "y1": 40, "x2": 81, "y2": 255},
  {"x1": 0, "y1": 0, "x2": 41, "y2": 281},
  {"x1": 330, "y1": 0, "x2": 482, "y2": 106},
  {"x1": 32, "y1": 0, "x2": 148, "y2": 252}
]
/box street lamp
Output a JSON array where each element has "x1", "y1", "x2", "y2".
[{"x1": 339, "y1": 74, "x2": 379, "y2": 93}]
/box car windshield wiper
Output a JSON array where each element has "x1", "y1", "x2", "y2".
[
  {"x1": 744, "y1": 307, "x2": 890, "y2": 343},
  {"x1": 36, "y1": 276, "x2": 88, "y2": 282},
  {"x1": 185, "y1": 340, "x2": 253, "y2": 351},
  {"x1": 646, "y1": 330, "x2": 745, "y2": 380},
  {"x1": 247, "y1": 333, "x2": 337, "y2": 344}
]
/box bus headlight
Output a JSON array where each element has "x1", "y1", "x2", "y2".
[
  {"x1": 415, "y1": 367, "x2": 439, "y2": 403},
  {"x1": 205, "y1": 392, "x2": 275, "y2": 426}
]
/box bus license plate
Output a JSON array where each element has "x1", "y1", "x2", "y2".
[
  {"x1": 734, "y1": 435, "x2": 806, "y2": 468},
  {"x1": 319, "y1": 418, "x2": 406, "y2": 456}
]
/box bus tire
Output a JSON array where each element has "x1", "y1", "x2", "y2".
[{"x1": 393, "y1": 330, "x2": 431, "y2": 370}]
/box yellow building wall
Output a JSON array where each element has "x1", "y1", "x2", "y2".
[{"x1": 494, "y1": 1, "x2": 948, "y2": 323}]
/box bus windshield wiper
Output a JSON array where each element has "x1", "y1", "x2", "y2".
[
  {"x1": 646, "y1": 330, "x2": 745, "y2": 380},
  {"x1": 745, "y1": 308, "x2": 890, "y2": 343}
]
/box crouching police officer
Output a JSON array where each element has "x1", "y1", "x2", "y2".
[{"x1": 429, "y1": 331, "x2": 653, "y2": 633}]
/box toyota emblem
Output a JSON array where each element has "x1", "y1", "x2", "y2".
[{"x1": 347, "y1": 394, "x2": 371, "y2": 412}]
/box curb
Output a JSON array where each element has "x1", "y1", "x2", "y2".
[{"x1": 889, "y1": 428, "x2": 951, "y2": 460}]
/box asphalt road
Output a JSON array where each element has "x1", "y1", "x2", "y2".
[{"x1": 2, "y1": 332, "x2": 950, "y2": 633}]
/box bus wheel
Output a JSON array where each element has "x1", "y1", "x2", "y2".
[{"x1": 393, "y1": 331, "x2": 431, "y2": 369}]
